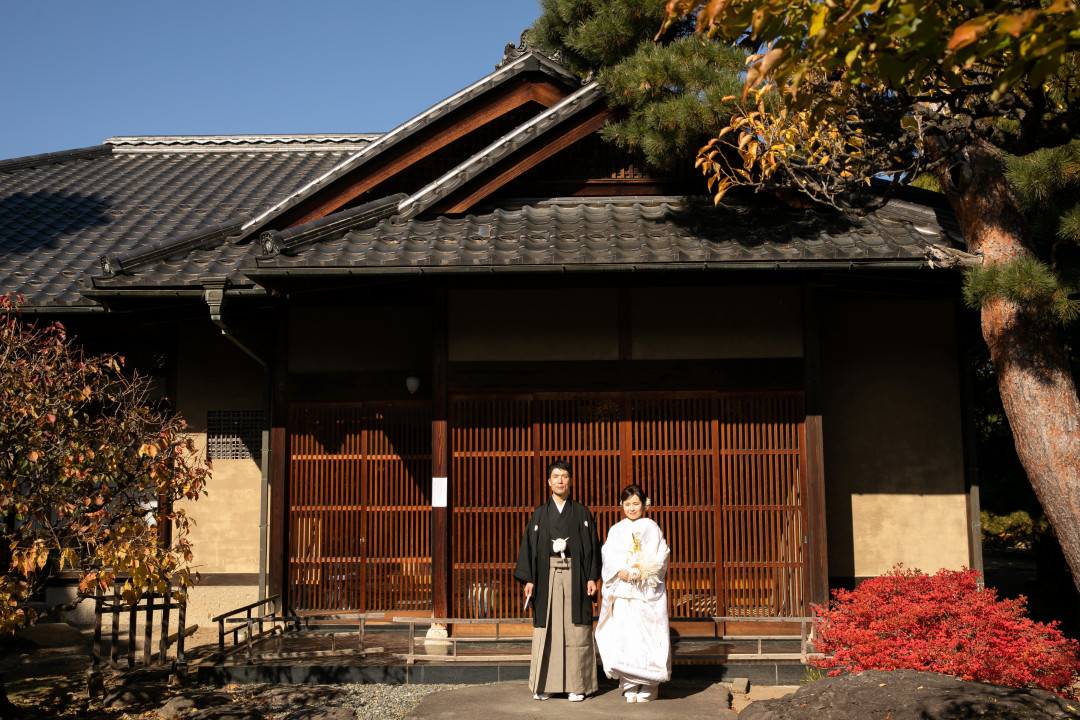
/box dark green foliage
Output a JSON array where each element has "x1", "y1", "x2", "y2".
[
  {"x1": 526, "y1": 0, "x2": 745, "y2": 173},
  {"x1": 526, "y1": 0, "x2": 681, "y2": 76},
  {"x1": 1006, "y1": 142, "x2": 1080, "y2": 247},
  {"x1": 963, "y1": 256, "x2": 1080, "y2": 324},
  {"x1": 598, "y1": 39, "x2": 748, "y2": 171}
]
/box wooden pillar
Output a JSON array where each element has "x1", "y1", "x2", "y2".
[
  {"x1": 802, "y1": 284, "x2": 829, "y2": 608},
  {"x1": 432, "y1": 287, "x2": 452, "y2": 617},
  {"x1": 268, "y1": 306, "x2": 289, "y2": 613},
  {"x1": 957, "y1": 301, "x2": 984, "y2": 578}
]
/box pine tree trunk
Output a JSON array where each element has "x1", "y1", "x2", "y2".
[{"x1": 936, "y1": 137, "x2": 1080, "y2": 593}]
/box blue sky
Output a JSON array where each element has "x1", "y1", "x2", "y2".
[{"x1": 0, "y1": 0, "x2": 543, "y2": 160}]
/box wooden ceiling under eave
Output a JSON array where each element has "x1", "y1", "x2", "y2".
[
  {"x1": 271, "y1": 73, "x2": 574, "y2": 230},
  {"x1": 428, "y1": 113, "x2": 707, "y2": 218}
]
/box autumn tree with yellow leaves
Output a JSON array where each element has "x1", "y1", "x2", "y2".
[{"x1": 0, "y1": 294, "x2": 209, "y2": 636}]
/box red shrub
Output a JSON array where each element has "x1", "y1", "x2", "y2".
[{"x1": 811, "y1": 565, "x2": 1080, "y2": 696}]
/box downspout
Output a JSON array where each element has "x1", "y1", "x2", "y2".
[{"x1": 203, "y1": 277, "x2": 272, "y2": 601}]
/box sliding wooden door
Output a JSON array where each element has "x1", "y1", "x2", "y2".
[
  {"x1": 449, "y1": 391, "x2": 808, "y2": 620},
  {"x1": 287, "y1": 402, "x2": 431, "y2": 612}
]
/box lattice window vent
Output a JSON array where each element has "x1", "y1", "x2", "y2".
[{"x1": 207, "y1": 410, "x2": 263, "y2": 461}]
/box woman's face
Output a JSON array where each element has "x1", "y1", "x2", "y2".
[{"x1": 622, "y1": 494, "x2": 644, "y2": 520}]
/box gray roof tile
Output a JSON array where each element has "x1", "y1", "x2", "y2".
[
  {"x1": 0, "y1": 137, "x2": 371, "y2": 305},
  {"x1": 234, "y1": 196, "x2": 956, "y2": 277}
]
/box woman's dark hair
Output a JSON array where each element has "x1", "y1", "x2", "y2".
[{"x1": 619, "y1": 484, "x2": 649, "y2": 506}]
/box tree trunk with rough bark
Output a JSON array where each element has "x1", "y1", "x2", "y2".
[{"x1": 936, "y1": 137, "x2": 1080, "y2": 593}]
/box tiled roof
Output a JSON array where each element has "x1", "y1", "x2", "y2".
[
  {"x1": 84, "y1": 193, "x2": 956, "y2": 294},
  {"x1": 243, "y1": 196, "x2": 950, "y2": 275},
  {"x1": 0, "y1": 135, "x2": 375, "y2": 307}
]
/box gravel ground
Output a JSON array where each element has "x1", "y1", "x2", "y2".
[{"x1": 210, "y1": 682, "x2": 471, "y2": 720}]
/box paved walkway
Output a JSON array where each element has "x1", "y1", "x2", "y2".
[{"x1": 408, "y1": 678, "x2": 742, "y2": 719}]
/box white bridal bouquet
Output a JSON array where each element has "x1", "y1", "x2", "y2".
[{"x1": 626, "y1": 532, "x2": 662, "y2": 588}]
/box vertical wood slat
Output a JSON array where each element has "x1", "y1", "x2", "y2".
[
  {"x1": 451, "y1": 396, "x2": 533, "y2": 619},
  {"x1": 287, "y1": 402, "x2": 432, "y2": 612},
  {"x1": 286, "y1": 391, "x2": 809, "y2": 619}
]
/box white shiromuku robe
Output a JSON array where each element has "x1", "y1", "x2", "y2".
[{"x1": 595, "y1": 517, "x2": 672, "y2": 687}]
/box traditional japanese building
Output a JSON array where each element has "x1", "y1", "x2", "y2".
[{"x1": 0, "y1": 44, "x2": 978, "y2": 631}]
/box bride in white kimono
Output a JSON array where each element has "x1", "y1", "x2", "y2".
[{"x1": 595, "y1": 484, "x2": 671, "y2": 703}]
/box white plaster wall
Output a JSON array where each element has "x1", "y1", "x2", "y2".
[
  {"x1": 175, "y1": 321, "x2": 263, "y2": 576},
  {"x1": 820, "y1": 296, "x2": 970, "y2": 578}
]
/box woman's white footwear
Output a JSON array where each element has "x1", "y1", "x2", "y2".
[
  {"x1": 625, "y1": 693, "x2": 638, "y2": 703},
  {"x1": 568, "y1": 693, "x2": 585, "y2": 702}
]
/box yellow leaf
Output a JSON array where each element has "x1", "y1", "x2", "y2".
[{"x1": 809, "y1": 4, "x2": 828, "y2": 37}]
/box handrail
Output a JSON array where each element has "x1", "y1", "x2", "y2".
[{"x1": 213, "y1": 594, "x2": 280, "y2": 653}]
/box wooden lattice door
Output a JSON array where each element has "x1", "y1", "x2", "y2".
[
  {"x1": 287, "y1": 402, "x2": 432, "y2": 612},
  {"x1": 449, "y1": 391, "x2": 809, "y2": 620},
  {"x1": 718, "y1": 395, "x2": 807, "y2": 618}
]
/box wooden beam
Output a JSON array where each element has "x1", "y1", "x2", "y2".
[
  {"x1": 440, "y1": 106, "x2": 615, "y2": 214},
  {"x1": 284, "y1": 80, "x2": 570, "y2": 228},
  {"x1": 448, "y1": 358, "x2": 805, "y2": 394}
]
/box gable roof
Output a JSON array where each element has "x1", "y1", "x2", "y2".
[{"x1": 0, "y1": 135, "x2": 375, "y2": 308}]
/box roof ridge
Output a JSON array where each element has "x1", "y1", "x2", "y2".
[
  {"x1": 0, "y1": 144, "x2": 114, "y2": 172},
  {"x1": 100, "y1": 217, "x2": 249, "y2": 277},
  {"x1": 106, "y1": 134, "x2": 382, "y2": 146}
]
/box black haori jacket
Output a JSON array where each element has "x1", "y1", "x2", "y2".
[{"x1": 514, "y1": 498, "x2": 602, "y2": 628}]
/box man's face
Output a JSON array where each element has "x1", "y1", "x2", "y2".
[{"x1": 548, "y1": 468, "x2": 572, "y2": 500}]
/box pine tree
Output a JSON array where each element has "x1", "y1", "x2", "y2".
[{"x1": 525, "y1": 0, "x2": 746, "y2": 172}]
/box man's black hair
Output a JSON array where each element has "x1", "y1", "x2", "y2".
[{"x1": 546, "y1": 460, "x2": 572, "y2": 479}]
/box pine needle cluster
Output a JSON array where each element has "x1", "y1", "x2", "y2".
[
  {"x1": 961, "y1": 141, "x2": 1080, "y2": 326},
  {"x1": 525, "y1": 0, "x2": 743, "y2": 173},
  {"x1": 526, "y1": 0, "x2": 678, "y2": 76},
  {"x1": 963, "y1": 256, "x2": 1080, "y2": 325},
  {"x1": 598, "y1": 39, "x2": 748, "y2": 171},
  {"x1": 1006, "y1": 142, "x2": 1080, "y2": 248}
]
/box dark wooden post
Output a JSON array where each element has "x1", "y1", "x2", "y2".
[
  {"x1": 110, "y1": 583, "x2": 121, "y2": 670},
  {"x1": 269, "y1": 306, "x2": 289, "y2": 614},
  {"x1": 143, "y1": 593, "x2": 153, "y2": 667},
  {"x1": 956, "y1": 302, "x2": 984, "y2": 578},
  {"x1": 90, "y1": 585, "x2": 103, "y2": 685},
  {"x1": 802, "y1": 284, "x2": 829, "y2": 608},
  {"x1": 432, "y1": 287, "x2": 452, "y2": 617}
]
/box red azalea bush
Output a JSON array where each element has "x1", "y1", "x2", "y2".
[{"x1": 811, "y1": 565, "x2": 1080, "y2": 696}]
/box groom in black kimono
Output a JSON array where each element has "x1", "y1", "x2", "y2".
[{"x1": 514, "y1": 460, "x2": 602, "y2": 702}]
